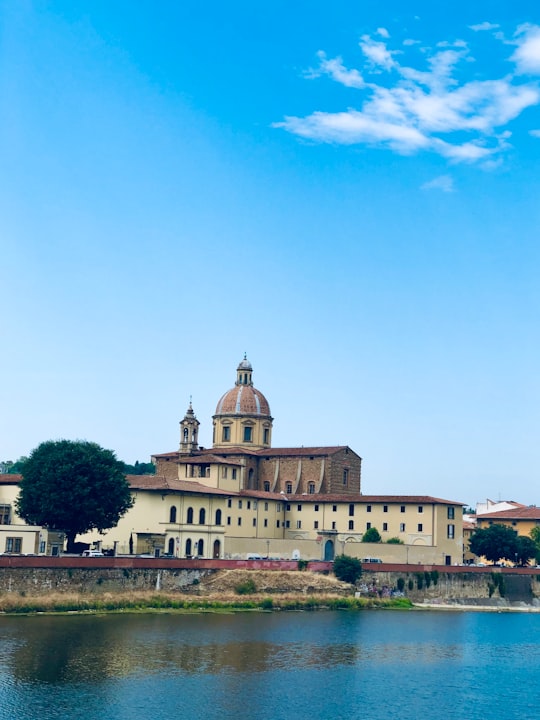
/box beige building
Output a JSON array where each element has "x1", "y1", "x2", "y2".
[{"x1": 0, "y1": 356, "x2": 464, "y2": 564}]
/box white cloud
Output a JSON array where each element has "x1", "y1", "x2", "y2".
[
  {"x1": 359, "y1": 35, "x2": 397, "y2": 71},
  {"x1": 512, "y1": 25, "x2": 540, "y2": 74},
  {"x1": 376, "y1": 27, "x2": 390, "y2": 39},
  {"x1": 308, "y1": 52, "x2": 365, "y2": 88},
  {"x1": 529, "y1": 129, "x2": 540, "y2": 137},
  {"x1": 275, "y1": 25, "x2": 540, "y2": 166},
  {"x1": 421, "y1": 174, "x2": 455, "y2": 192},
  {"x1": 469, "y1": 22, "x2": 500, "y2": 32},
  {"x1": 403, "y1": 38, "x2": 420, "y2": 47}
]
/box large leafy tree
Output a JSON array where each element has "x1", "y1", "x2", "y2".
[
  {"x1": 16, "y1": 440, "x2": 134, "y2": 552},
  {"x1": 469, "y1": 524, "x2": 519, "y2": 564},
  {"x1": 515, "y1": 536, "x2": 537, "y2": 566},
  {"x1": 333, "y1": 554, "x2": 362, "y2": 584}
]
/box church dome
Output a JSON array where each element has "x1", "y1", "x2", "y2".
[
  {"x1": 215, "y1": 384, "x2": 271, "y2": 417},
  {"x1": 214, "y1": 355, "x2": 271, "y2": 418}
]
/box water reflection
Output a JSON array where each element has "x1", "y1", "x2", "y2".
[{"x1": 2, "y1": 611, "x2": 540, "y2": 720}]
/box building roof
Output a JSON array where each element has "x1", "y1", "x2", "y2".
[
  {"x1": 0, "y1": 474, "x2": 22, "y2": 484},
  {"x1": 126, "y1": 475, "x2": 232, "y2": 496},
  {"x1": 478, "y1": 506, "x2": 540, "y2": 520},
  {"x1": 153, "y1": 445, "x2": 359, "y2": 461}
]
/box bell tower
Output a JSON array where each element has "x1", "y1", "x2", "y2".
[{"x1": 179, "y1": 400, "x2": 200, "y2": 454}]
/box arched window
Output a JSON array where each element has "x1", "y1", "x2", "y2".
[
  {"x1": 187, "y1": 507, "x2": 194, "y2": 524},
  {"x1": 168, "y1": 537, "x2": 175, "y2": 555},
  {"x1": 185, "y1": 538, "x2": 192, "y2": 557},
  {"x1": 248, "y1": 468, "x2": 254, "y2": 488},
  {"x1": 197, "y1": 539, "x2": 204, "y2": 557},
  {"x1": 169, "y1": 506, "x2": 177, "y2": 523},
  {"x1": 199, "y1": 507, "x2": 206, "y2": 525},
  {"x1": 286, "y1": 482, "x2": 292, "y2": 494},
  {"x1": 184, "y1": 427, "x2": 188, "y2": 440},
  {"x1": 264, "y1": 481, "x2": 270, "y2": 492},
  {"x1": 215, "y1": 508, "x2": 222, "y2": 525},
  {"x1": 308, "y1": 483, "x2": 315, "y2": 494}
]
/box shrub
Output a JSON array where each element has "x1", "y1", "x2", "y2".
[
  {"x1": 362, "y1": 527, "x2": 382, "y2": 543},
  {"x1": 424, "y1": 571, "x2": 431, "y2": 588},
  {"x1": 408, "y1": 579, "x2": 414, "y2": 591},
  {"x1": 234, "y1": 578, "x2": 257, "y2": 595},
  {"x1": 415, "y1": 573, "x2": 423, "y2": 590},
  {"x1": 297, "y1": 559, "x2": 308, "y2": 571},
  {"x1": 397, "y1": 578, "x2": 405, "y2": 592},
  {"x1": 333, "y1": 554, "x2": 362, "y2": 584},
  {"x1": 386, "y1": 537, "x2": 404, "y2": 544},
  {"x1": 430, "y1": 570, "x2": 439, "y2": 586}
]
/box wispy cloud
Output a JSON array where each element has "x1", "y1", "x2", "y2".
[
  {"x1": 421, "y1": 174, "x2": 455, "y2": 192},
  {"x1": 469, "y1": 22, "x2": 500, "y2": 32},
  {"x1": 274, "y1": 24, "x2": 540, "y2": 166},
  {"x1": 529, "y1": 128, "x2": 540, "y2": 137}
]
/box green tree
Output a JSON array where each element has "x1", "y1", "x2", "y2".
[
  {"x1": 362, "y1": 527, "x2": 382, "y2": 543},
  {"x1": 386, "y1": 537, "x2": 404, "y2": 544},
  {"x1": 468, "y1": 524, "x2": 518, "y2": 564},
  {"x1": 120, "y1": 460, "x2": 156, "y2": 475},
  {"x1": 16, "y1": 440, "x2": 134, "y2": 552},
  {"x1": 530, "y1": 527, "x2": 540, "y2": 563},
  {"x1": 515, "y1": 535, "x2": 537, "y2": 566},
  {"x1": 333, "y1": 554, "x2": 362, "y2": 584}
]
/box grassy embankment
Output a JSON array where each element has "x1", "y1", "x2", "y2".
[{"x1": 0, "y1": 591, "x2": 413, "y2": 614}]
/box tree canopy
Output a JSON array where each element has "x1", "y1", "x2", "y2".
[
  {"x1": 469, "y1": 524, "x2": 536, "y2": 565},
  {"x1": 16, "y1": 440, "x2": 134, "y2": 552},
  {"x1": 333, "y1": 554, "x2": 362, "y2": 584},
  {"x1": 362, "y1": 527, "x2": 382, "y2": 543}
]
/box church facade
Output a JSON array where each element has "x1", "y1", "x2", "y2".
[
  {"x1": 81, "y1": 356, "x2": 464, "y2": 564},
  {"x1": 1, "y1": 356, "x2": 464, "y2": 564}
]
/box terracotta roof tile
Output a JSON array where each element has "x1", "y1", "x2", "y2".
[{"x1": 478, "y1": 506, "x2": 540, "y2": 520}]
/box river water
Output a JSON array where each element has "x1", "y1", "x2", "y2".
[{"x1": 1, "y1": 609, "x2": 539, "y2": 720}]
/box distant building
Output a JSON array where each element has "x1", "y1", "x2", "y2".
[{"x1": 0, "y1": 356, "x2": 464, "y2": 563}]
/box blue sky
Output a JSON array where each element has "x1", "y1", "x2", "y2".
[{"x1": 2, "y1": 1, "x2": 539, "y2": 506}]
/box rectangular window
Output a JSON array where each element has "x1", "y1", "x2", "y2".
[
  {"x1": 238, "y1": 517, "x2": 242, "y2": 526},
  {"x1": 297, "y1": 504, "x2": 302, "y2": 511},
  {"x1": 264, "y1": 502, "x2": 268, "y2": 511},
  {"x1": 222, "y1": 426, "x2": 230, "y2": 442},
  {"x1": 331, "y1": 521, "x2": 336, "y2": 530},
  {"x1": 238, "y1": 500, "x2": 242, "y2": 509},
  {"x1": 383, "y1": 505, "x2": 388, "y2": 513},
  {"x1": 232, "y1": 469, "x2": 237, "y2": 480},
  {"x1": 349, "y1": 520, "x2": 354, "y2": 530},
  {"x1": 418, "y1": 523, "x2": 423, "y2": 532},
  {"x1": 285, "y1": 520, "x2": 290, "y2": 529},
  {"x1": 6, "y1": 537, "x2": 22, "y2": 553},
  {"x1": 382, "y1": 522, "x2": 388, "y2": 532},
  {"x1": 277, "y1": 520, "x2": 280, "y2": 528},
  {"x1": 253, "y1": 501, "x2": 257, "y2": 510},
  {"x1": 400, "y1": 506, "x2": 406, "y2": 513},
  {"x1": 349, "y1": 504, "x2": 354, "y2": 517},
  {"x1": 332, "y1": 505, "x2": 337, "y2": 512},
  {"x1": 264, "y1": 518, "x2": 268, "y2": 528},
  {"x1": 227, "y1": 498, "x2": 232, "y2": 508},
  {"x1": 243, "y1": 426, "x2": 253, "y2": 442},
  {"x1": 400, "y1": 523, "x2": 406, "y2": 532},
  {"x1": 343, "y1": 469, "x2": 348, "y2": 486},
  {"x1": 418, "y1": 506, "x2": 423, "y2": 513},
  {"x1": 286, "y1": 503, "x2": 291, "y2": 511},
  {"x1": 227, "y1": 516, "x2": 231, "y2": 525},
  {"x1": 447, "y1": 507, "x2": 455, "y2": 520},
  {"x1": 263, "y1": 428, "x2": 269, "y2": 444},
  {"x1": 247, "y1": 501, "x2": 251, "y2": 510},
  {"x1": 222, "y1": 467, "x2": 228, "y2": 478},
  {"x1": 367, "y1": 505, "x2": 372, "y2": 512},
  {"x1": 296, "y1": 520, "x2": 302, "y2": 529},
  {"x1": 314, "y1": 504, "x2": 319, "y2": 512},
  {"x1": 314, "y1": 521, "x2": 319, "y2": 529},
  {"x1": 447, "y1": 524, "x2": 455, "y2": 539},
  {"x1": 366, "y1": 522, "x2": 371, "y2": 530},
  {"x1": 0, "y1": 505, "x2": 11, "y2": 524},
  {"x1": 253, "y1": 518, "x2": 257, "y2": 527}
]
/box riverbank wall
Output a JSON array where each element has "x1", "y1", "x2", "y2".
[{"x1": 1, "y1": 557, "x2": 539, "y2": 605}]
